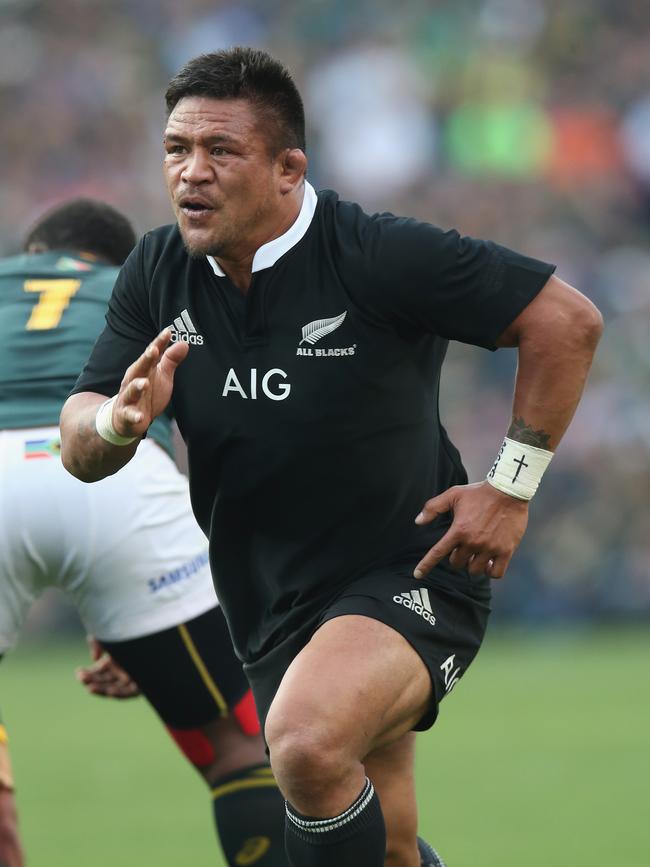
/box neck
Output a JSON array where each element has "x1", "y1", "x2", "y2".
[{"x1": 216, "y1": 185, "x2": 305, "y2": 294}]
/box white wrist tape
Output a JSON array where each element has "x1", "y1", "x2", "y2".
[
  {"x1": 487, "y1": 436, "x2": 553, "y2": 501},
  {"x1": 95, "y1": 396, "x2": 137, "y2": 446}
]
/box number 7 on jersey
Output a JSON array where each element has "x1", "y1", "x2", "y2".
[{"x1": 23, "y1": 278, "x2": 81, "y2": 330}]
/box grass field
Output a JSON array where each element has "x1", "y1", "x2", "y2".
[{"x1": 2, "y1": 627, "x2": 648, "y2": 866}]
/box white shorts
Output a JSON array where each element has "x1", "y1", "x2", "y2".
[{"x1": 0, "y1": 427, "x2": 217, "y2": 651}]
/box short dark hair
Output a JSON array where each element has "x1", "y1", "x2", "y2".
[
  {"x1": 165, "y1": 46, "x2": 306, "y2": 153},
  {"x1": 24, "y1": 198, "x2": 136, "y2": 266}
]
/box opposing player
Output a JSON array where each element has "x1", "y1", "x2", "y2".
[
  {"x1": 0, "y1": 198, "x2": 287, "y2": 866},
  {"x1": 60, "y1": 49, "x2": 603, "y2": 866}
]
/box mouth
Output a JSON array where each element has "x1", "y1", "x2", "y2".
[{"x1": 177, "y1": 196, "x2": 216, "y2": 221}]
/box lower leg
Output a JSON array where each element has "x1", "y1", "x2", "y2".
[
  {"x1": 211, "y1": 763, "x2": 288, "y2": 866},
  {"x1": 283, "y1": 771, "x2": 386, "y2": 867},
  {"x1": 267, "y1": 702, "x2": 386, "y2": 866},
  {"x1": 0, "y1": 787, "x2": 24, "y2": 867},
  {"x1": 365, "y1": 735, "x2": 420, "y2": 867},
  {"x1": 172, "y1": 717, "x2": 289, "y2": 867},
  {"x1": 265, "y1": 616, "x2": 432, "y2": 867},
  {"x1": 102, "y1": 619, "x2": 290, "y2": 866}
]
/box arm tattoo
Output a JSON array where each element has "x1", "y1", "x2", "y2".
[{"x1": 507, "y1": 417, "x2": 551, "y2": 449}]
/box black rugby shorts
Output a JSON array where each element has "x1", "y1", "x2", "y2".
[{"x1": 245, "y1": 561, "x2": 490, "y2": 732}]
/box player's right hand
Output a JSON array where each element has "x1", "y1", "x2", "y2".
[
  {"x1": 112, "y1": 328, "x2": 189, "y2": 438},
  {"x1": 75, "y1": 638, "x2": 141, "y2": 700},
  {"x1": 413, "y1": 480, "x2": 529, "y2": 580}
]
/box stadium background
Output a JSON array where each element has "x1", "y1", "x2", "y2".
[{"x1": 1, "y1": 0, "x2": 648, "y2": 865}]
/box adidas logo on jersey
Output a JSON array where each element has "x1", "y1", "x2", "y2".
[
  {"x1": 170, "y1": 309, "x2": 204, "y2": 345},
  {"x1": 393, "y1": 588, "x2": 437, "y2": 625}
]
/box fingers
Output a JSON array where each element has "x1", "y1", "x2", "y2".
[
  {"x1": 414, "y1": 482, "x2": 525, "y2": 580},
  {"x1": 486, "y1": 555, "x2": 509, "y2": 580},
  {"x1": 413, "y1": 527, "x2": 458, "y2": 579},
  {"x1": 415, "y1": 488, "x2": 456, "y2": 526},
  {"x1": 121, "y1": 377, "x2": 149, "y2": 407},
  {"x1": 76, "y1": 659, "x2": 141, "y2": 699},
  {"x1": 159, "y1": 337, "x2": 190, "y2": 374},
  {"x1": 415, "y1": 541, "x2": 511, "y2": 581},
  {"x1": 121, "y1": 328, "x2": 172, "y2": 384},
  {"x1": 413, "y1": 487, "x2": 459, "y2": 577}
]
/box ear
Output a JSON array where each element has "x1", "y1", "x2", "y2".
[{"x1": 278, "y1": 148, "x2": 308, "y2": 194}]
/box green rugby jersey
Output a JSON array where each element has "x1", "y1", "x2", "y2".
[{"x1": 0, "y1": 251, "x2": 172, "y2": 455}]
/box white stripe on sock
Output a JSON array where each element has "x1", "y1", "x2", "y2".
[{"x1": 286, "y1": 778, "x2": 374, "y2": 833}]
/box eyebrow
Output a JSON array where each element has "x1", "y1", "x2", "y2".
[{"x1": 163, "y1": 131, "x2": 239, "y2": 145}]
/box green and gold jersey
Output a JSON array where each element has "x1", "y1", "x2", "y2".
[{"x1": 0, "y1": 251, "x2": 172, "y2": 455}]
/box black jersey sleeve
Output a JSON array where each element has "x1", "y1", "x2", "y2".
[
  {"x1": 357, "y1": 212, "x2": 556, "y2": 349},
  {"x1": 70, "y1": 235, "x2": 158, "y2": 397}
]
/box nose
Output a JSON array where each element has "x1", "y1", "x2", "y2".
[{"x1": 180, "y1": 149, "x2": 214, "y2": 185}]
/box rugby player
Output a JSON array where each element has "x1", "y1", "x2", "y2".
[
  {"x1": 60, "y1": 49, "x2": 603, "y2": 867},
  {"x1": 0, "y1": 198, "x2": 287, "y2": 866}
]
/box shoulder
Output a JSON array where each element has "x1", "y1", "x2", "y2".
[
  {"x1": 315, "y1": 189, "x2": 453, "y2": 275},
  {"x1": 116, "y1": 224, "x2": 186, "y2": 293},
  {"x1": 138, "y1": 224, "x2": 184, "y2": 270},
  {"x1": 0, "y1": 253, "x2": 26, "y2": 277},
  {"x1": 85, "y1": 264, "x2": 121, "y2": 298},
  {"x1": 315, "y1": 189, "x2": 378, "y2": 244}
]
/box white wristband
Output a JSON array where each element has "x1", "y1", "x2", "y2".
[
  {"x1": 95, "y1": 396, "x2": 137, "y2": 446},
  {"x1": 487, "y1": 436, "x2": 553, "y2": 501}
]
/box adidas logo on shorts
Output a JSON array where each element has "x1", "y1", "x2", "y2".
[
  {"x1": 393, "y1": 588, "x2": 436, "y2": 626},
  {"x1": 170, "y1": 309, "x2": 204, "y2": 345}
]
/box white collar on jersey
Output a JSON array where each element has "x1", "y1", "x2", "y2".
[{"x1": 206, "y1": 181, "x2": 318, "y2": 277}]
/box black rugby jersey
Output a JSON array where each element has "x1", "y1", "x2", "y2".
[{"x1": 72, "y1": 185, "x2": 555, "y2": 664}]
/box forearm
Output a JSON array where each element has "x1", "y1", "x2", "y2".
[
  {"x1": 499, "y1": 276, "x2": 603, "y2": 450},
  {"x1": 509, "y1": 332, "x2": 597, "y2": 450},
  {"x1": 60, "y1": 392, "x2": 139, "y2": 482}
]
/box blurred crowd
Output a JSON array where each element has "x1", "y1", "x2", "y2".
[{"x1": 2, "y1": 0, "x2": 648, "y2": 622}]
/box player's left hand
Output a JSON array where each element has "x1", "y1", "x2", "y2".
[
  {"x1": 413, "y1": 480, "x2": 529, "y2": 580},
  {"x1": 75, "y1": 637, "x2": 140, "y2": 699}
]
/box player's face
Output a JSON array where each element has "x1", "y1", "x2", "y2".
[{"x1": 163, "y1": 96, "x2": 283, "y2": 259}]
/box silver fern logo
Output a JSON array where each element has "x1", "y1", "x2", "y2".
[
  {"x1": 299, "y1": 311, "x2": 347, "y2": 345},
  {"x1": 296, "y1": 311, "x2": 356, "y2": 357}
]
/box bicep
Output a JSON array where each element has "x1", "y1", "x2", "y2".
[
  {"x1": 362, "y1": 218, "x2": 555, "y2": 349},
  {"x1": 495, "y1": 275, "x2": 602, "y2": 348}
]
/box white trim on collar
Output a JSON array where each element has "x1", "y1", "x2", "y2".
[{"x1": 206, "y1": 181, "x2": 317, "y2": 278}]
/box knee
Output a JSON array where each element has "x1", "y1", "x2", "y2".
[{"x1": 265, "y1": 709, "x2": 348, "y2": 798}]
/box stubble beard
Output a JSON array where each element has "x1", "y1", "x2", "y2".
[{"x1": 179, "y1": 223, "x2": 230, "y2": 260}]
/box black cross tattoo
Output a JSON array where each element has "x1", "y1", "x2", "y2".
[{"x1": 511, "y1": 453, "x2": 528, "y2": 484}]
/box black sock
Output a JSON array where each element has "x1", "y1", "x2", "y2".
[
  {"x1": 285, "y1": 777, "x2": 385, "y2": 867},
  {"x1": 212, "y1": 763, "x2": 288, "y2": 866}
]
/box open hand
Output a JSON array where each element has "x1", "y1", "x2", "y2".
[
  {"x1": 414, "y1": 480, "x2": 529, "y2": 580},
  {"x1": 111, "y1": 328, "x2": 189, "y2": 439}
]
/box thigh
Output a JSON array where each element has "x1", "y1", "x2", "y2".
[
  {"x1": 321, "y1": 564, "x2": 490, "y2": 730},
  {"x1": 266, "y1": 614, "x2": 432, "y2": 759},
  {"x1": 68, "y1": 440, "x2": 218, "y2": 642},
  {"x1": 102, "y1": 605, "x2": 258, "y2": 734},
  {"x1": 0, "y1": 581, "x2": 31, "y2": 656},
  {"x1": 251, "y1": 561, "x2": 489, "y2": 739},
  {"x1": 0, "y1": 429, "x2": 54, "y2": 653}
]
